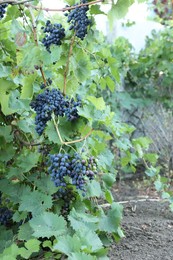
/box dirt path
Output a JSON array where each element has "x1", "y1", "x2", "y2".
[{"x1": 109, "y1": 181, "x2": 173, "y2": 260}]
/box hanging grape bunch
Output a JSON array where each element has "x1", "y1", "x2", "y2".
[
  {"x1": 0, "y1": 193, "x2": 13, "y2": 226},
  {"x1": 65, "y1": 0, "x2": 91, "y2": 40},
  {"x1": 53, "y1": 187, "x2": 76, "y2": 218},
  {"x1": 0, "y1": 4, "x2": 8, "y2": 19},
  {"x1": 48, "y1": 152, "x2": 98, "y2": 194},
  {"x1": 41, "y1": 20, "x2": 65, "y2": 52},
  {"x1": 30, "y1": 87, "x2": 82, "y2": 135},
  {"x1": 30, "y1": 88, "x2": 66, "y2": 135}
]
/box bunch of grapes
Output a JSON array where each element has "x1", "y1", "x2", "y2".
[
  {"x1": 64, "y1": 95, "x2": 82, "y2": 121},
  {"x1": 65, "y1": 0, "x2": 91, "y2": 40},
  {"x1": 30, "y1": 88, "x2": 81, "y2": 136},
  {"x1": 48, "y1": 152, "x2": 98, "y2": 193},
  {"x1": 30, "y1": 88, "x2": 66, "y2": 135},
  {"x1": 40, "y1": 78, "x2": 52, "y2": 89},
  {"x1": 53, "y1": 187, "x2": 76, "y2": 218},
  {"x1": 0, "y1": 207, "x2": 13, "y2": 226},
  {"x1": 0, "y1": 193, "x2": 13, "y2": 226},
  {"x1": 41, "y1": 20, "x2": 65, "y2": 52},
  {"x1": 0, "y1": 4, "x2": 8, "y2": 20}
]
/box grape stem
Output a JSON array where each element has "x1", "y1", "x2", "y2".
[
  {"x1": 28, "y1": 6, "x2": 47, "y2": 86},
  {"x1": 52, "y1": 113, "x2": 93, "y2": 145},
  {"x1": 63, "y1": 34, "x2": 75, "y2": 95},
  {"x1": 25, "y1": 0, "x2": 104, "y2": 12},
  {"x1": 14, "y1": 130, "x2": 42, "y2": 147},
  {"x1": 0, "y1": 0, "x2": 33, "y2": 4}
]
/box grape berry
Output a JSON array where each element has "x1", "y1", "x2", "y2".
[
  {"x1": 0, "y1": 193, "x2": 13, "y2": 226},
  {"x1": 53, "y1": 187, "x2": 76, "y2": 218},
  {"x1": 48, "y1": 152, "x2": 98, "y2": 193},
  {"x1": 0, "y1": 4, "x2": 8, "y2": 20},
  {"x1": 65, "y1": 0, "x2": 91, "y2": 40},
  {"x1": 42, "y1": 20, "x2": 65, "y2": 52}
]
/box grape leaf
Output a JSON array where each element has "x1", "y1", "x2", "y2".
[
  {"x1": 69, "y1": 252, "x2": 96, "y2": 260},
  {"x1": 29, "y1": 212, "x2": 67, "y2": 238},
  {"x1": 19, "y1": 190, "x2": 53, "y2": 216},
  {"x1": 18, "y1": 222, "x2": 34, "y2": 241},
  {"x1": 98, "y1": 203, "x2": 123, "y2": 233},
  {"x1": 53, "y1": 234, "x2": 81, "y2": 255}
]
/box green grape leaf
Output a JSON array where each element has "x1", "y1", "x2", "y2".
[
  {"x1": 17, "y1": 118, "x2": 35, "y2": 133},
  {"x1": 0, "y1": 143, "x2": 15, "y2": 162},
  {"x1": 0, "y1": 65, "x2": 11, "y2": 77},
  {"x1": 105, "y1": 76, "x2": 115, "y2": 92},
  {"x1": 86, "y1": 180, "x2": 102, "y2": 198},
  {"x1": 45, "y1": 121, "x2": 61, "y2": 144},
  {"x1": 68, "y1": 208, "x2": 99, "y2": 232},
  {"x1": 9, "y1": 90, "x2": 30, "y2": 112},
  {"x1": 87, "y1": 96, "x2": 106, "y2": 111},
  {"x1": 105, "y1": 190, "x2": 114, "y2": 204},
  {"x1": 76, "y1": 228, "x2": 103, "y2": 252},
  {"x1": 29, "y1": 212, "x2": 67, "y2": 238},
  {"x1": 0, "y1": 227, "x2": 13, "y2": 254},
  {"x1": 0, "y1": 180, "x2": 31, "y2": 204},
  {"x1": 90, "y1": 5, "x2": 105, "y2": 15},
  {"x1": 71, "y1": 51, "x2": 91, "y2": 82},
  {"x1": 19, "y1": 190, "x2": 53, "y2": 216},
  {"x1": 0, "y1": 126, "x2": 13, "y2": 143},
  {"x1": 21, "y1": 74, "x2": 36, "y2": 99},
  {"x1": 18, "y1": 222, "x2": 34, "y2": 241},
  {"x1": 16, "y1": 149, "x2": 40, "y2": 173},
  {"x1": 69, "y1": 252, "x2": 96, "y2": 260},
  {"x1": 98, "y1": 202, "x2": 123, "y2": 233},
  {"x1": 53, "y1": 234, "x2": 81, "y2": 255},
  {"x1": 34, "y1": 174, "x2": 57, "y2": 195}
]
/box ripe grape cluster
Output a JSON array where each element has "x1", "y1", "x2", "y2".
[
  {"x1": 0, "y1": 4, "x2": 8, "y2": 20},
  {"x1": 53, "y1": 188, "x2": 76, "y2": 218},
  {"x1": 0, "y1": 207, "x2": 13, "y2": 226},
  {"x1": 42, "y1": 20, "x2": 65, "y2": 52},
  {"x1": 30, "y1": 88, "x2": 81, "y2": 136},
  {"x1": 48, "y1": 152, "x2": 98, "y2": 193},
  {"x1": 0, "y1": 193, "x2": 13, "y2": 226},
  {"x1": 65, "y1": 0, "x2": 91, "y2": 40},
  {"x1": 40, "y1": 78, "x2": 52, "y2": 89}
]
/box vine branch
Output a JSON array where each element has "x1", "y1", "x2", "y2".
[
  {"x1": 52, "y1": 113, "x2": 93, "y2": 145},
  {"x1": 0, "y1": 0, "x2": 33, "y2": 5},
  {"x1": 14, "y1": 130, "x2": 41, "y2": 147},
  {"x1": 63, "y1": 34, "x2": 76, "y2": 95},
  {"x1": 28, "y1": 6, "x2": 47, "y2": 86},
  {"x1": 25, "y1": 0, "x2": 104, "y2": 12}
]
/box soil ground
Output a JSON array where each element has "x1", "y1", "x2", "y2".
[{"x1": 109, "y1": 179, "x2": 173, "y2": 260}]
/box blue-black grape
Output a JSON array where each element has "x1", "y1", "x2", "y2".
[
  {"x1": 0, "y1": 193, "x2": 13, "y2": 226},
  {"x1": 30, "y1": 87, "x2": 82, "y2": 135},
  {"x1": 48, "y1": 152, "x2": 98, "y2": 194},
  {"x1": 0, "y1": 207, "x2": 13, "y2": 226},
  {"x1": 40, "y1": 78, "x2": 52, "y2": 89},
  {"x1": 30, "y1": 88, "x2": 66, "y2": 135},
  {"x1": 0, "y1": 4, "x2": 8, "y2": 20},
  {"x1": 64, "y1": 95, "x2": 82, "y2": 121},
  {"x1": 53, "y1": 187, "x2": 76, "y2": 218},
  {"x1": 42, "y1": 20, "x2": 65, "y2": 52},
  {"x1": 65, "y1": 0, "x2": 91, "y2": 40}
]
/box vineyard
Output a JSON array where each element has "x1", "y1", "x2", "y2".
[{"x1": 0, "y1": 0, "x2": 173, "y2": 259}]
